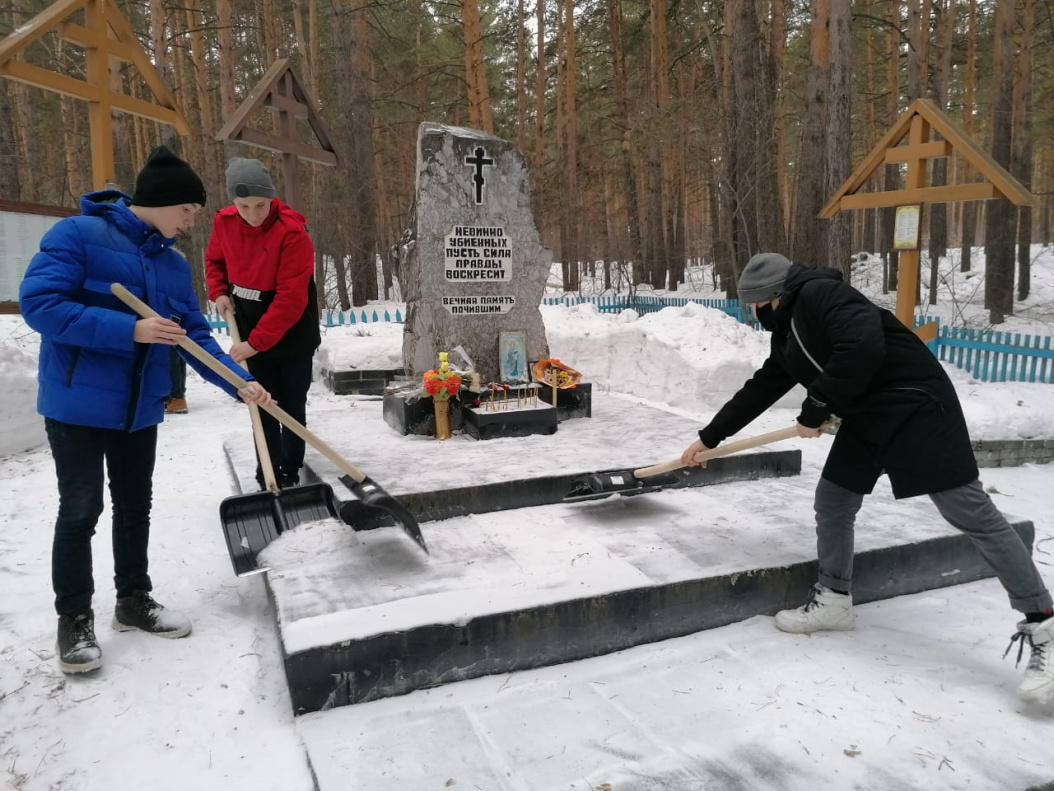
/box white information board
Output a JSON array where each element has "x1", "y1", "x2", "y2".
[{"x1": 0, "y1": 208, "x2": 69, "y2": 302}]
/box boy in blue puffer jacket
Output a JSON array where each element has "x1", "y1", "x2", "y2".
[{"x1": 19, "y1": 146, "x2": 273, "y2": 675}]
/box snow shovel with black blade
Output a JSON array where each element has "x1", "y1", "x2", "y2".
[
  {"x1": 111, "y1": 284, "x2": 428, "y2": 576},
  {"x1": 564, "y1": 424, "x2": 806, "y2": 503},
  {"x1": 214, "y1": 307, "x2": 337, "y2": 576}
]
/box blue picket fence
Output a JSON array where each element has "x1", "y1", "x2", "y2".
[
  {"x1": 541, "y1": 294, "x2": 757, "y2": 326},
  {"x1": 206, "y1": 307, "x2": 403, "y2": 335},
  {"x1": 928, "y1": 322, "x2": 1054, "y2": 384}
]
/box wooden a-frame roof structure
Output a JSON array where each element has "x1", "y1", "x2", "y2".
[
  {"x1": 820, "y1": 98, "x2": 1032, "y2": 218},
  {"x1": 0, "y1": 0, "x2": 189, "y2": 188},
  {"x1": 0, "y1": 0, "x2": 189, "y2": 131},
  {"x1": 215, "y1": 59, "x2": 337, "y2": 168}
]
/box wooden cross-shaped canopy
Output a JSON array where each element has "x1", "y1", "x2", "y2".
[
  {"x1": 820, "y1": 98, "x2": 1032, "y2": 331},
  {"x1": 821, "y1": 98, "x2": 1032, "y2": 217},
  {"x1": 0, "y1": 0, "x2": 190, "y2": 189},
  {"x1": 215, "y1": 59, "x2": 337, "y2": 209}
]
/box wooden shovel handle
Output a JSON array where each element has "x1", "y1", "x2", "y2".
[
  {"x1": 111, "y1": 283, "x2": 367, "y2": 484},
  {"x1": 223, "y1": 308, "x2": 279, "y2": 493},
  {"x1": 634, "y1": 424, "x2": 801, "y2": 479}
]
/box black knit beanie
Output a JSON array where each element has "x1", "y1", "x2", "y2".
[{"x1": 131, "y1": 146, "x2": 207, "y2": 207}]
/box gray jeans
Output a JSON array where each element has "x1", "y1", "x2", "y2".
[{"x1": 814, "y1": 476, "x2": 1052, "y2": 613}]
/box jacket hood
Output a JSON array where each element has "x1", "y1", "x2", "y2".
[
  {"x1": 770, "y1": 263, "x2": 843, "y2": 330},
  {"x1": 782, "y1": 263, "x2": 843, "y2": 295},
  {"x1": 80, "y1": 190, "x2": 178, "y2": 253}
]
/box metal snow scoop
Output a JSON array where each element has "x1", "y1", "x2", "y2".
[
  {"x1": 565, "y1": 423, "x2": 828, "y2": 503},
  {"x1": 111, "y1": 284, "x2": 427, "y2": 576}
]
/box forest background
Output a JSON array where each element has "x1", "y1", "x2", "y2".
[{"x1": 0, "y1": 0, "x2": 1051, "y2": 324}]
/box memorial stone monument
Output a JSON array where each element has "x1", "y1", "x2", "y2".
[{"x1": 401, "y1": 123, "x2": 551, "y2": 382}]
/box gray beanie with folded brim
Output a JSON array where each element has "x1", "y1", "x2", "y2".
[
  {"x1": 226, "y1": 157, "x2": 276, "y2": 200},
  {"x1": 738, "y1": 252, "x2": 793, "y2": 304}
]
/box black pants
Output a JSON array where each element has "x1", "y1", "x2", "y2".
[
  {"x1": 168, "y1": 349, "x2": 187, "y2": 399},
  {"x1": 246, "y1": 354, "x2": 313, "y2": 483},
  {"x1": 45, "y1": 418, "x2": 157, "y2": 616}
]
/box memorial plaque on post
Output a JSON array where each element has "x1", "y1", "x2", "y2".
[{"x1": 400, "y1": 124, "x2": 551, "y2": 383}]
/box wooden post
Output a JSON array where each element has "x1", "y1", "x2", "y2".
[
  {"x1": 279, "y1": 73, "x2": 300, "y2": 209},
  {"x1": 894, "y1": 115, "x2": 930, "y2": 328},
  {"x1": 85, "y1": 0, "x2": 114, "y2": 189}
]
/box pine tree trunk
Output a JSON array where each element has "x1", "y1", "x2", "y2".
[
  {"x1": 606, "y1": 0, "x2": 643, "y2": 285},
  {"x1": 960, "y1": 0, "x2": 977, "y2": 272},
  {"x1": 0, "y1": 79, "x2": 21, "y2": 200},
  {"x1": 926, "y1": 0, "x2": 953, "y2": 301},
  {"x1": 57, "y1": 38, "x2": 85, "y2": 204},
  {"x1": 532, "y1": 0, "x2": 546, "y2": 226},
  {"x1": 651, "y1": 0, "x2": 670, "y2": 288},
  {"x1": 516, "y1": 0, "x2": 527, "y2": 153},
  {"x1": 1013, "y1": 0, "x2": 1034, "y2": 301},
  {"x1": 984, "y1": 0, "x2": 1015, "y2": 323},
  {"x1": 882, "y1": 0, "x2": 902, "y2": 292},
  {"x1": 825, "y1": 0, "x2": 851, "y2": 275},
  {"x1": 186, "y1": 0, "x2": 221, "y2": 206},
  {"x1": 558, "y1": 0, "x2": 579, "y2": 291},
  {"x1": 462, "y1": 0, "x2": 494, "y2": 133},
  {"x1": 150, "y1": 0, "x2": 179, "y2": 148},
  {"x1": 791, "y1": 0, "x2": 828, "y2": 265},
  {"x1": 862, "y1": 0, "x2": 878, "y2": 253}
]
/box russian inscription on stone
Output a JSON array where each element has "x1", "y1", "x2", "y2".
[{"x1": 401, "y1": 123, "x2": 551, "y2": 382}]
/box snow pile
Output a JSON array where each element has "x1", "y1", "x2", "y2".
[
  {"x1": 0, "y1": 321, "x2": 44, "y2": 456},
  {"x1": 543, "y1": 301, "x2": 803, "y2": 413},
  {"x1": 314, "y1": 321, "x2": 404, "y2": 373}
]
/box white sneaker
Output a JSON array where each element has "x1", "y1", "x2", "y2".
[
  {"x1": 775, "y1": 584, "x2": 855, "y2": 634},
  {"x1": 1006, "y1": 617, "x2": 1054, "y2": 704}
]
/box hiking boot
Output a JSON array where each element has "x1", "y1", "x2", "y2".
[
  {"x1": 165, "y1": 397, "x2": 188, "y2": 414},
  {"x1": 57, "y1": 610, "x2": 102, "y2": 674},
  {"x1": 775, "y1": 584, "x2": 855, "y2": 634},
  {"x1": 1006, "y1": 617, "x2": 1054, "y2": 704},
  {"x1": 112, "y1": 591, "x2": 191, "y2": 639},
  {"x1": 278, "y1": 474, "x2": 300, "y2": 489}
]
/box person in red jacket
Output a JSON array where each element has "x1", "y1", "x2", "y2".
[{"x1": 205, "y1": 158, "x2": 321, "y2": 489}]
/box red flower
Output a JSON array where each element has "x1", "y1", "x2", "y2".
[
  {"x1": 444, "y1": 377, "x2": 460, "y2": 395},
  {"x1": 424, "y1": 378, "x2": 443, "y2": 396}
]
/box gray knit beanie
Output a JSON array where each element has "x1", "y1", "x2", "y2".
[
  {"x1": 738, "y1": 253, "x2": 793, "y2": 304},
  {"x1": 226, "y1": 158, "x2": 275, "y2": 200}
]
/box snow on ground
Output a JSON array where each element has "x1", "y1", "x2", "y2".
[{"x1": 0, "y1": 246, "x2": 1052, "y2": 790}]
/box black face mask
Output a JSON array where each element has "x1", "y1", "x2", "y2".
[{"x1": 755, "y1": 303, "x2": 777, "y2": 332}]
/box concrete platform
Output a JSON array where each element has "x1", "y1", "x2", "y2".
[
  {"x1": 296, "y1": 578, "x2": 1054, "y2": 791},
  {"x1": 222, "y1": 392, "x2": 1035, "y2": 717}
]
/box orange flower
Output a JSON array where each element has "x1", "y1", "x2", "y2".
[{"x1": 422, "y1": 363, "x2": 462, "y2": 401}]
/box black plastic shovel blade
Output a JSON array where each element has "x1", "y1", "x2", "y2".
[
  {"x1": 563, "y1": 469, "x2": 687, "y2": 503},
  {"x1": 339, "y1": 474, "x2": 428, "y2": 555},
  {"x1": 220, "y1": 483, "x2": 341, "y2": 576}
]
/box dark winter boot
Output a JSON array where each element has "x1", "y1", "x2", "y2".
[
  {"x1": 57, "y1": 611, "x2": 103, "y2": 674},
  {"x1": 112, "y1": 591, "x2": 191, "y2": 639}
]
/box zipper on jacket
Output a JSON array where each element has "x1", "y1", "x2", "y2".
[{"x1": 65, "y1": 348, "x2": 81, "y2": 387}]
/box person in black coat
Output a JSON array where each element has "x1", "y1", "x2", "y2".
[{"x1": 681, "y1": 252, "x2": 1053, "y2": 704}]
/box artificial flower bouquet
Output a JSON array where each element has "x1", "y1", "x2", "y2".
[{"x1": 422, "y1": 351, "x2": 463, "y2": 402}]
